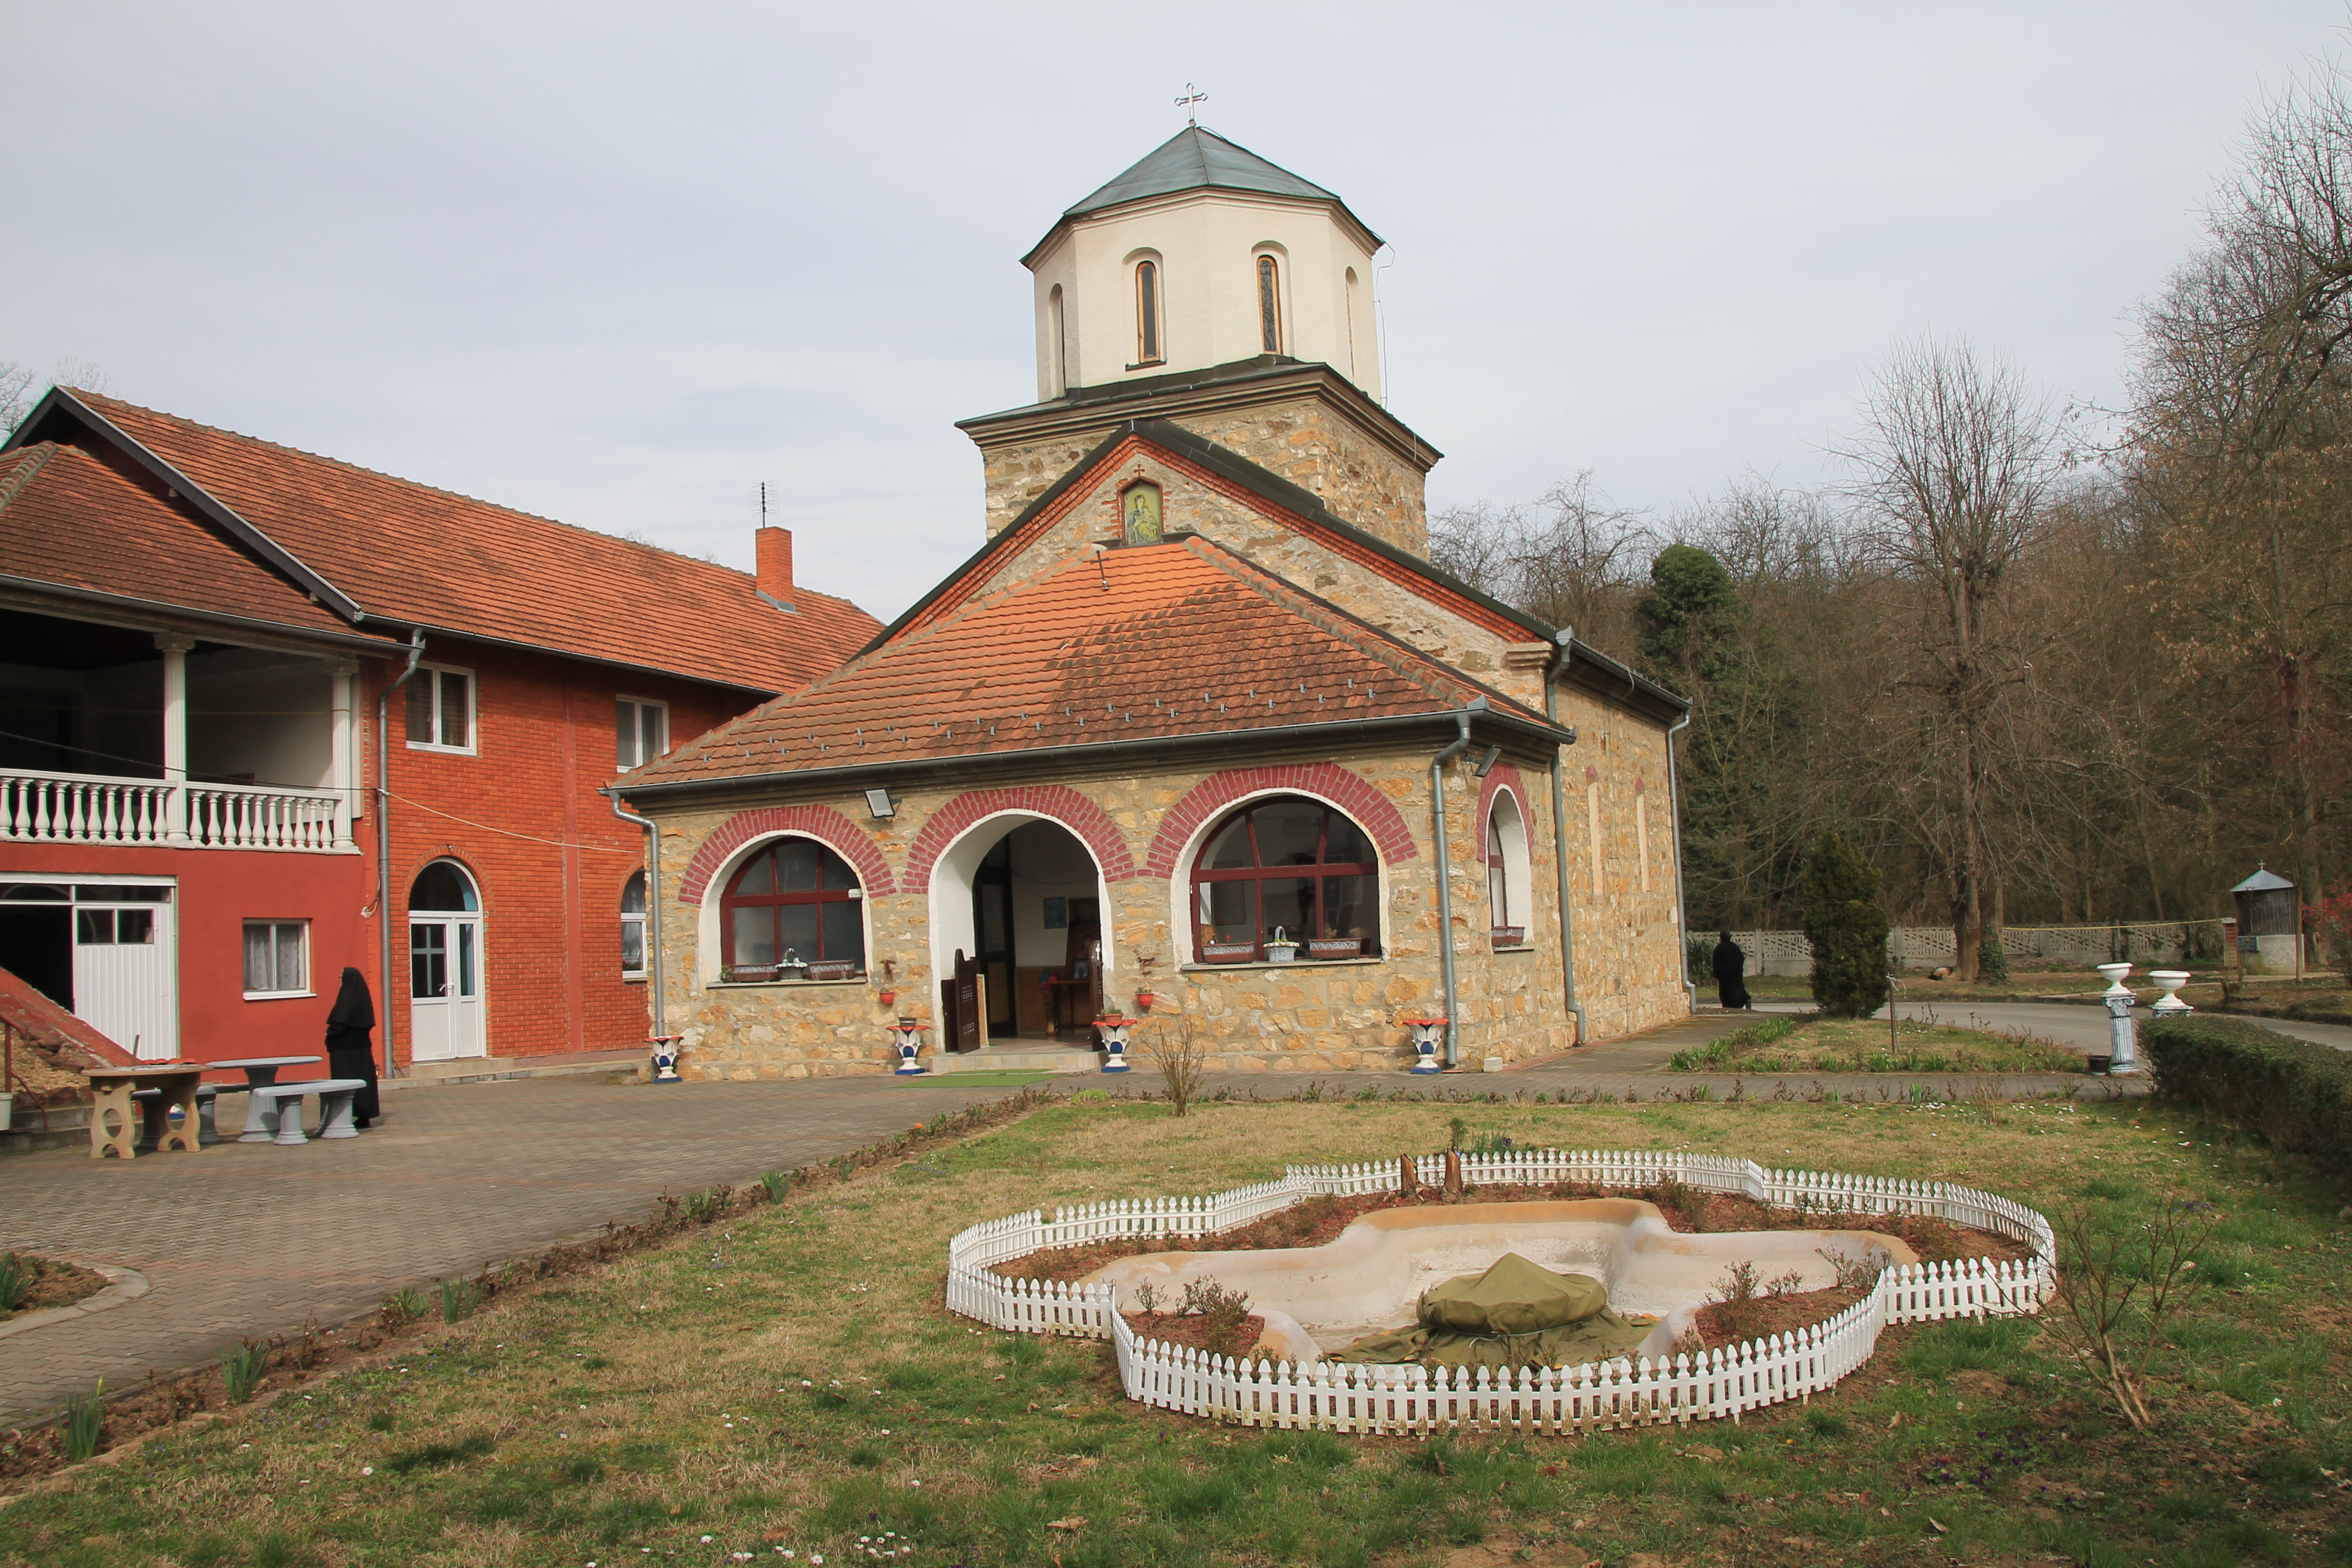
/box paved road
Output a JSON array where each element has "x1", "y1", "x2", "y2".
[{"x1": 0, "y1": 1073, "x2": 1034, "y2": 1427}]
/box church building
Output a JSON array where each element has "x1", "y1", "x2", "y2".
[{"x1": 617, "y1": 127, "x2": 1692, "y2": 1076}]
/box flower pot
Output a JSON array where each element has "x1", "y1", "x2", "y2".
[
  {"x1": 726, "y1": 963, "x2": 782, "y2": 984},
  {"x1": 1135, "y1": 990, "x2": 1155, "y2": 1011},
  {"x1": 1306, "y1": 937, "x2": 1363, "y2": 959},
  {"x1": 1200, "y1": 940, "x2": 1257, "y2": 963},
  {"x1": 876, "y1": 989, "x2": 897, "y2": 1008},
  {"x1": 1489, "y1": 926, "x2": 1525, "y2": 949},
  {"x1": 807, "y1": 960, "x2": 861, "y2": 982}
]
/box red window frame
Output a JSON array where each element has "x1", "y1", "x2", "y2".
[
  {"x1": 719, "y1": 838, "x2": 864, "y2": 970},
  {"x1": 1189, "y1": 797, "x2": 1380, "y2": 961}
]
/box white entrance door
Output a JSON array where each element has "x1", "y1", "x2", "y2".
[
  {"x1": 73, "y1": 886, "x2": 178, "y2": 1060},
  {"x1": 407, "y1": 914, "x2": 484, "y2": 1061},
  {"x1": 406, "y1": 859, "x2": 484, "y2": 1062}
]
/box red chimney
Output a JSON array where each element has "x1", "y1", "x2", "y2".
[{"x1": 756, "y1": 525, "x2": 794, "y2": 609}]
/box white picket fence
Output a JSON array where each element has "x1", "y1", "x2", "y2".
[{"x1": 945, "y1": 1148, "x2": 2055, "y2": 1435}]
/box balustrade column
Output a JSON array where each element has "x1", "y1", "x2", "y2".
[{"x1": 157, "y1": 634, "x2": 193, "y2": 843}]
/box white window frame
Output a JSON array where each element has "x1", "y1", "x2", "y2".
[
  {"x1": 620, "y1": 869, "x2": 649, "y2": 979},
  {"x1": 616, "y1": 696, "x2": 670, "y2": 772},
  {"x1": 242, "y1": 918, "x2": 312, "y2": 999},
  {"x1": 404, "y1": 663, "x2": 478, "y2": 755}
]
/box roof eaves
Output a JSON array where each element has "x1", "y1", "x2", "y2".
[
  {"x1": 1561, "y1": 636, "x2": 1690, "y2": 715},
  {"x1": 0, "y1": 574, "x2": 405, "y2": 655},
  {"x1": 12, "y1": 388, "x2": 369, "y2": 625}
]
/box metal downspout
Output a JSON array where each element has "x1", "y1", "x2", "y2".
[
  {"x1": 1547, "y1": 631, "x2": 1587, "y2": 1045},
  {"x1": 375, "y1": 631, "x2": 426, "y2": 1079},
  {"x1": 1665, "y1": 709, "x2": 1696, "y2": 1015},
  {"x1": 607, "y1": 792, "x2": 664, "y2": 1037},
  {"x1": 1430, "y1": 702, "x2": 1479, "y2": 1066}
]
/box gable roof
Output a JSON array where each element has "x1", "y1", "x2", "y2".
[
  {"x1": 0, "y1": 442, "x2": 391, "y2": 646},
  {"x1": 1029, "y1": 127, "x2": 1381, "y2": 262},
  {"x1": 617, "y1": 534, "x2": 1564, "y2": 795},
  {"x1": 14, "y1": 389, "x2": 881, "y2": 695}
]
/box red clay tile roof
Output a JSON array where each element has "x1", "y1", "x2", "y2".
[
  {"x1": 0, "y1": 443, "x2": 378, "y2": 641},
  {"x1": 622, "y1": 535, "x2": 1555, "y2": 789},
  {"x1": 63, "y1": 391, "x2": 881, "y2": 694}
]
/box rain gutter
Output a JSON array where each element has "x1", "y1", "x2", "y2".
[
  {"x1": 1545, "y1": 630, "x2": 1587, "y2": 1046},
  {"x1": 1665, "y1": 709, "x2": 1696, "y2": 1016},
  {"x1": 605, "y1": 790, "x2": 665, "y2": 1037},
  {"x1": 374, "y1": 631, "x2": 426, "y2": 1078},
  {"x1": 1429, "y1": 701, "x2": 1481, "y2": 1067}
]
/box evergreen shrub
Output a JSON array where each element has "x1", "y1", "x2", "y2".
[
  {"x1": 2144, "y1": 1015, "x2": 2352, "y2": 1179},
  {"x1": 1978, "y1": 931, "x2": 2010, "y2": 984},
  {"x1": 1802, "y1": 831, "x2": 1891, "y2": 1019}
]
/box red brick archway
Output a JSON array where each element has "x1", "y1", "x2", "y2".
[
  {"x1": 1144, "y1": 763, "x2": 1418, "y2": 879},
  {"x1": 903, "y1": 786, "x2": 1137, "y2": 894},
  {"x1": 677, "y1": 805, "x2": 897, "y2": 905}
]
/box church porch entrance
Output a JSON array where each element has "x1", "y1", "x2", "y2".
[{"x1": 932, "y1": 817, "x2": 1107, "y2": 1053}]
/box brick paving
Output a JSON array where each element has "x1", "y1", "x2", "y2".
[{"x1": 0, "y1": 1072, "x2": 1035, "y2": 1426}]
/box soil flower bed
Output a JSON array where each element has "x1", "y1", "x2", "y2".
[
  {"x1": 0, "y1": 1255, "x2": 108, "y2": 1320},
  {"x1": 1670, "y1": 1014, "x2": 2085, "y2": 1074}
]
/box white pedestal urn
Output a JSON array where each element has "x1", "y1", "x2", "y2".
[
  {"x1": 1402, "y1": 1014, "x2": 1448, "y2": 1074},
  {"x1": 891, "y1": 1017, "x2": 927, "y2": 1076},
  {"x1": 2097, "y1": 962, "x2": 2140, "y2": 1074},
  {"x1": 2148, "y1": 970, "x2": 2194, "y2": 1017},
  {"x1": 649, "y1": 1034, "x2": 684, "y2": 1084},
  {"x1": 1094, "y1": 1015, "x2": 1135, "y2": 1074}
]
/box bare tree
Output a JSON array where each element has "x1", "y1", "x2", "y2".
[
  {"x1": 1430, "y1": 473, "x2": 1656, "y2": 650},
  {"x1": 1836, "y1": 336, "x2": 2064, "y2": 978}
]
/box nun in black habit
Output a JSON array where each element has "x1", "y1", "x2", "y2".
[
  {"x1": 324, "y1": 967, "x2": 382, "y2": 1128},
  {"x1": 1711, "y1": 931, "x2": 1752, "y2": 1011}
]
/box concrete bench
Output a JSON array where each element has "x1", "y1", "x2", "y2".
[
  {"x1": 242, "y1": 1079, "x2": 368, "y2": 1145},
  {"x1": 132, "y1": 1085, "x2": 224, "y2": 1150}
]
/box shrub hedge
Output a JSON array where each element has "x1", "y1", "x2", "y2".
[{"x1": 2143, "y1": 1014, "x2": 2352, "y2": 1178}]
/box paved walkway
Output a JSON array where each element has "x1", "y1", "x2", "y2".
[{"x1": 6, "y1": 999, "x2": 2331, "y2": 1426}]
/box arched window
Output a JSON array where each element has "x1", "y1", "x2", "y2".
[
  {"x1": 1190, "y1": 796, "x2": 1379, "y2": 962},
  {"x1": 721, "y1": 838, "x2": 864, "y2": 977},
  {"x1": 1047, "y1": 284, "x2": 1068, "y2": 396},
  {"x1": 1487, "y1": 792, "x2": 1531, "y2": 945},
  {"x1": 409, "y1": 859, "x2": 478, "y2": 912},
  {"x1": 1135, "y1": 259, "x2": 1162, "y2": 364},
  {"x1": 620, "y1": 869, "x2": 647, "y2": 977},
  {"x1": 1256, "y1": 254, "x2": 1282, "y2": 353}
]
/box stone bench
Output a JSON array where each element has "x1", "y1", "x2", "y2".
[
  {"x1": 241, "y1": 1079, "x2": 368, "y2": 1145},
  {"x1": 132, "y1": 1084, "x2": 224, "y2": 1150}
]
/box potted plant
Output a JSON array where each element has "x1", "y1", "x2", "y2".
[
  {"x1": 1264, "y1": 925, "x2": 1298, "y2": 963},
  {"x1": 878, "y1": 960, "x2": 898, "y2": 1010},
  {"x1": 1306, "y1": 925, "x2": 1364, "y2": 959},
  {"x1": 1200, "y1": 937, "x2": 1257, "y2": 963},
  {"x1": 1490, "y1": 925, "x2": 1526, "y2": 949},
  {"x1": 807, "y1": 959, "x2": 861, "y2": 982}
]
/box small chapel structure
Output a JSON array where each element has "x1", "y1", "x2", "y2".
[{"x1": 618, "y1": 127, "x2": 1692, "y2": 1076}]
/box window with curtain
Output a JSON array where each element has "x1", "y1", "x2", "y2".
[
  {"x1": 720, "y1": 839, "x2": 864, "y2": 974},
  {"x1": 404, "y1": 665, "x2": 473, "y2": 751},
  {"x1": 616, "y1": 698, "x2": 668, "y2": 770},
  {"x1": 620, "y1": 869, "x2": 647, "y2": 976},
  {"x1": 1190, "y1": 796, "x2": 1379, "y2": 961},
  {"x1": 243, "y1": 919, "x2": 308, "y2": 995}
]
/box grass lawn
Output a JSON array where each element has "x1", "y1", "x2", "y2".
[
  {"x1": 3, "y1": 1094, "x2": 2346, "y2": 1567},
  {"x1": 1669, "y1": 1015, "x2": 2084, "y2": 1075}
]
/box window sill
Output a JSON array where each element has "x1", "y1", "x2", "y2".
[
  {"x1": 1179, "y1": 956, "x2": 1385, "y2": 973},
  {"x1": 1491, "y1": 945, "x2": 1536, "y2": 955},
  {"x1": 405, "y1": 743, "x2": 476, "y2": 756},
  {"x1": 708, "y1": 978, "x2": 869, "y2": 990},
  {"x1": 622, "y1": 973, "x2": 647, "y2": 984},
  {"x1": 243, "y1": 990, "x2": 316, "y2": 1001}
]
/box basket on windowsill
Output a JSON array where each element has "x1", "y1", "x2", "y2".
[
  {"x1": 1306, "y1": 937, "x2": 1364, "y2": 959},
  {"x1": 1199, "y1": 939, "x2": 1257, "y2": 964}
]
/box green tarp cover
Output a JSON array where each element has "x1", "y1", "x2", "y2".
[{"x1": 1330, "y1": 1253, "x2": 1650, "y2": 1371}]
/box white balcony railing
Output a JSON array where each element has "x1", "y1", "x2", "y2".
[{"x1": 1, "y1": 768, "x2": 349, "y2": 852}]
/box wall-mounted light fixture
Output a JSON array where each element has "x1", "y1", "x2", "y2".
[
  {"x1": 864, "y1": 787, "x2": 898, "y2": 820},
  {"x1": 1472, "y1": 745, "x2": 1502, "y2": 778}
]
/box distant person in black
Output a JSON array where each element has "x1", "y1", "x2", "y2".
[
  {"x1": 1711, "y1": 930, "x2": 1751, "y2": 1010},
  {"x1": 323, "y1": 967, "x2": 382, "y2": 1129}
]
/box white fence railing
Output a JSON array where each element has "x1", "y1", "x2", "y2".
[
  {"x1": 1725, "y1": 922, "x2": 2220, "y2": 976},
  {"x1": 2, "y1": 768, "x2": 347, "y2": 852},
  {"x1": 946, "y1": 1148, "x2": 2055, "y2": 1435}
]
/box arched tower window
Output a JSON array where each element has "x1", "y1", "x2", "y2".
[
  {"x1": 1047, "y1": 284, "x2": 1068, "y2": 396},
  {"x1": 1190, "y1": 796, "x2": 1379, "y2": 962},
  {"x1": 721, "y1": 838, "x2": 865, "y2": 977},
  {"x1": 1344, "y1": 266, "x2": 1360, "y2": 375},
  {"x1": 1135, "y1": 260, "x2": 1162, "y2": 365},
  {"x1": 1256, "y1": 254, "x2": 1283, "y2": 354}
]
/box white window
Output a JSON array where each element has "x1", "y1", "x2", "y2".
[
  {"x1": 243, "y1": 920, "x2": 309, "y2": 997},
  {"x1": 405, "y1": 665, "x2": 475, "y2": 753},
  {"x1": 621, "y1": 869, "x2": 648, "y2": 977},
  {"x1": 617, "y1": 698, "x2": 669, "y2": 771}
]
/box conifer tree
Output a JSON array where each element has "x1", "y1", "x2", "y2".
[{"x1": 1803, "y1": 831, "x2": 1891, "y2": 1019}]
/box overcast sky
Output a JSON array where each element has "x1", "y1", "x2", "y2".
[{"x1": 5, "y1": 3, "x2": 2341, "y2": 620}]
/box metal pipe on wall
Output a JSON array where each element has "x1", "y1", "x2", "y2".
[
  {"x1": 1428, "y1": 702, "x2": 1480, "y2": 1067},
  {"x1": 607, "y1": 792, "x2": 665, "y2": 1037},
  {"x1": 374, "y1": 631, "x2": 426, "y2": 1078},
  {"x1": 1665, "y1": 708, "x2": 1696, "y2": 1016},
  {"x1": 1546, "y1": 630, "x2": 1586, "y2": 1045}
]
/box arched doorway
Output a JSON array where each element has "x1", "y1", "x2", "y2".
[
  {"x1": 930, "y1": 816, "x2": 1106, "y2": 1049},
  {"x1": 407, "y1": 859, "x2": 483, "y2": 1062}
]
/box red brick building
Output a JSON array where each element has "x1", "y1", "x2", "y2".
[{"x1": 1, "y1": 388, "x2": 878, "y2": 1076}]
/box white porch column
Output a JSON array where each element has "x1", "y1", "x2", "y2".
[
  {"x1": 328, "y1": 659, "x2": 358, "y2": 848},
  {"x1": 156, "y1": 634, "x2": 194, "y2": 843}
]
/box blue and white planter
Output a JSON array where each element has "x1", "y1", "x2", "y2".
[
  {"x1": 1403, "y1": 1015, "x2": 1447, "y2": 1074},
  {"x1": 891, "y1": 1017, "x2": 928, "y2": 1075},
  {"x1": 649, "y1": 1035, "x2": 685, "y2": 1084},
  {"x1": 1095, "y1": 1015, "x2": 1135, "y2": 1073}
]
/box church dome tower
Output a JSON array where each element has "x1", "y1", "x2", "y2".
[{"x1": 1021, "y1": 127, "x2": 1385, "y2": 401}]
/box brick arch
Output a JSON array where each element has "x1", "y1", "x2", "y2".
[
  {"x1": 903, "y1": 785, "x2": 1138, "y2": 894},
  {"x1": 677, "y1": 805, "x2": 897, "y2": 906},
  {"x1": 1476, "y1": 762, "x2": 1530, "y2": 854},
  {"x1": 1144, "y1": 764, "x2": 1418, "y2": 879}
]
